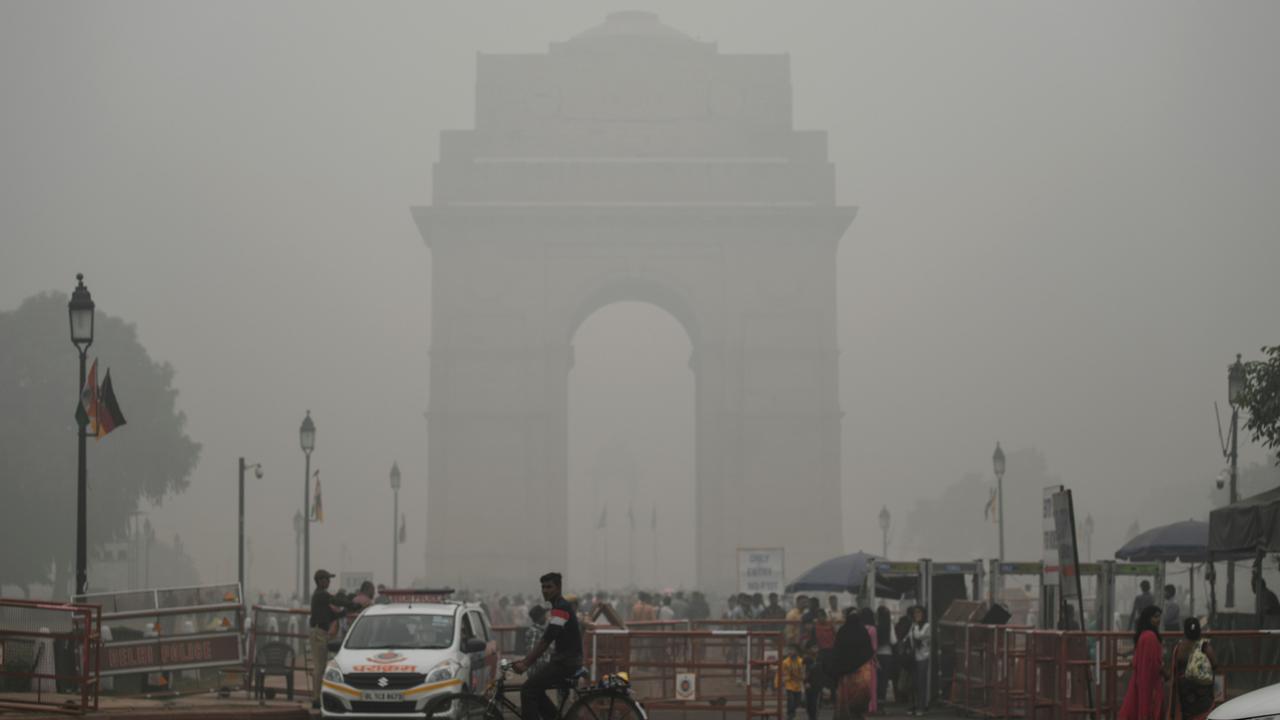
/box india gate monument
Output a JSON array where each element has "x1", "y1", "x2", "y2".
[{"x1": 414, "y1": 12, "x2": 856, "y2": 592}]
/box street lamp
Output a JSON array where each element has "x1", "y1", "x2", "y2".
[
  {"x1": 878, "y1": 506, "x2": 890, "y2": 558},
  {"x1": 300, "y1": 411, "x2": 316, "y2": 594},
  {"x1": 1083, "y1": 514, "x2": 1094, "y2": 562},
  {"x1": 292, "y1": 510, "x2": 304, "y2": 602},
  {"x1": 390, "y1": 462, "x2": 401, "y2": 587},
  {"x1": 993, "y1": 442, "x2": 1006, "y2": 562},
  {"x1": 68, "y1": 274, "x2": 95, "y2": 597},
  {"x1": 238, "y1": 457, "x2": 263, "y2": 605},
  {"x1": 1226, "y1": 353, "x2": 1245, "y2": 607}
]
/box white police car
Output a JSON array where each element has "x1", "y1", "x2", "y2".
[{"x1": 321, "y1": 593, "x2": 495, "y2": 718}]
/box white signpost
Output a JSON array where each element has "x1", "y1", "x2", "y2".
[
  {"x1": 737, "y1": 548, "x2": 785, "y2": 595},
  {"x1": 1042, "y1": 486, "x2": 1063, "y2": 587}
]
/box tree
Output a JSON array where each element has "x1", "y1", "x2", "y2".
[
  {"x1": 0, "y1": 292, "x2": 200, "y2": 595},
  {"x1": 1240, "y1": 346, "x2": 1280, "y2": 463}
]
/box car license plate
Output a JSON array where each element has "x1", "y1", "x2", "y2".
[{"x1": 361, "y1": 690, "x2": 405, "y2": 702}]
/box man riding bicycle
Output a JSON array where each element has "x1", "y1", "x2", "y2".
[{"x1": 512, "y1": 572, "x2": 582, "y2": 720}]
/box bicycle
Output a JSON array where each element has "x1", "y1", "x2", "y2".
[{"x1": 424, "y1": 659, "x2": 647, "y2": 720}]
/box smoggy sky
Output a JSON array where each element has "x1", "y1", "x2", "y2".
[{"x1": 3, "y1": 1, "x2": 1278, "y2": 596}]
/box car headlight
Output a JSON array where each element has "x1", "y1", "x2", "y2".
[
  {"x1": 426, "y1": 659, "x2": 460, "y2": 684},
  {"x1": 324, "y1": 665, "x2": 343, "y2": 684}
]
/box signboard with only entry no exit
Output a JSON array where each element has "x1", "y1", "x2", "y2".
[{"x1": 738, "y1": 548, "x2": 785, "y2": 596}]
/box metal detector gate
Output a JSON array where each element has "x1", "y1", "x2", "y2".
[
  {"x1": 867, "y1": 559, "x2": 985, "y2": 706},
  {"x1": 988, "y1": 561, "x2": 1044, "y2": 627},
  {"x1": 989, "y1": 560, "x2": 1161, "y2": 630},
  {"x1": 1104, "y1": 561, "x2": 1163, "y2": 630}
]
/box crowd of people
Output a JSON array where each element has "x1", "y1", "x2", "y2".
[
  {"x1": 463, "y1": 587, "x2": 937, "y2": 720},
  {"x1": 769, "y1": 594, "x2": 933, "y2": 720},
  {"x1": 302, "y1": 573, "x2": 944, "y2": 718}
]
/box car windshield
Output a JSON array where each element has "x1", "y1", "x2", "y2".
[{"x1": 343, "y1": 613, "x2": 455, "y2": 650}]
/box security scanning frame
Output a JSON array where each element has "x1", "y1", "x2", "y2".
[
  {"x1": 987, "y1": 559, "x2": 1163, "y2": 630},
  {"x1": 866, "y1": 558, "x2": 986, "y2": 705}
]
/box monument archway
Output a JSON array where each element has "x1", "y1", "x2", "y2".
[
  {"x1": 414, "y1": 12, "x2": 855, "y2": 592},
  {"x1": 568, "y1": 301, "x2": 695, "y2": 589}
]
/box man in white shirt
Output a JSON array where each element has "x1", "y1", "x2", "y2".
[{"x1": 658, "y1": 596, "x2": 676, "y2": 621}]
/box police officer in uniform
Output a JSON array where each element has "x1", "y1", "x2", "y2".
[
  {"x1": 513, "y1": 572, "x2": 582, "y2": 720},
  {"x1": 309, "y1": 569, "x2": 344, "y2": 709}
]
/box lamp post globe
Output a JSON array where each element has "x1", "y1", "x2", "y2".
[
  {"x1": 390, "y1": 462, "x2": 401, "y2": 491},
  {"x1": 300, "y1": 411, "x2": 316, "y2": 453},
  {"x1": 68, "y1": 274, "x2": 95, "y2": 348},
  {"x1": 1229, "y1": 354, "x2": 1246, "y2": 407},
  {"x1": 299, "y1": 411, "x2": 315, "y2": 598},
  {"x1": 67, "y1": 273, "x2": 95, "y2": 597},
  {"x1": 992, "y1": 443, "x2": 1006, "y2": 478}
]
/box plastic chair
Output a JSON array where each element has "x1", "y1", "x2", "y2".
[{"x1": 253, "y1": 641, "x2": 295, "y2": 700}]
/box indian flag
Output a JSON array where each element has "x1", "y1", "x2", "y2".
[{"x1": 74, "y1": 359, "x2": 99, "y2": 434}]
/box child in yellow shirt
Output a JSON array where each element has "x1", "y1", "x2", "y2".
[{"x1": 778, "y1": 644, "x2": 806, "y2": 720}]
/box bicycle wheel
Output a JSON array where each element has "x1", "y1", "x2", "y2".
[
  {"x1": 565, "y1": 690, "x2": 647, "y2": 720},
  {"x1": 424, "y1": 691, "x2": 506, "y2": 720}
]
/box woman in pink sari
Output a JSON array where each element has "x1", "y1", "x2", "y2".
[
  {"x1": 1119, "y1": 605, "x2": 1167, "y2": 720},
  {"x1": 858, "y1": 608, "x2": 879, "y2": 713}
]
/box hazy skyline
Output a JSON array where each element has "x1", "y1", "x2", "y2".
[{"x1": 3, "y1": 2, "x2": 1278, "y2": 596}]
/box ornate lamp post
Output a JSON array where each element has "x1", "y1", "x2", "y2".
[
  {"x1": 993, "y1": 442, "x2": 1006, "y2": 562},
  {"x1": 300, "y1": 411, "x2": 316, "y2": 593},
  {"x1": 390, "y1": 462, "x2": 401, "y2": 587},
  {"x1": 238, "y1": 458, "x2": 263, "y2": 604},
  {"x1": 1227, "y1": 354, "x2": 1245, "y2": 607},
  {"x1": 292, "y1": 509, "x2": 304, "y2": 601},
  {"x1": 68, "y1": 274, "x2": 95, "y2": 596},
  {"x1": 878, "y1": 506, "x2": 890, "y2": 558}
]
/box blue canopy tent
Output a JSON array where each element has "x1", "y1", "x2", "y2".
[
  {"x1": 1115, "y1": 519, "x2": 1209, "y2": 563},
  {"x1": 785, "y1": 552, "x2": 968, "y2": 602},
  {"x1": 1115, "y1": 519, "x2": 1209, "y2": 619},
  {"x1": 785, "y1": 551, "x2": 879, "y2": 594}
]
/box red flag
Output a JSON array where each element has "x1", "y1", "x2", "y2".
[{"x1": 96, "y1": 369, "x2": 127, "y2": 438}]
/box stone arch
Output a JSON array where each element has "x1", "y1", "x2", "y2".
[{"x1": 415, "y1": 14, "x2": 855, "y2": 592}]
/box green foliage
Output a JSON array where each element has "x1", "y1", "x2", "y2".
[
  {"x1": 1241, "y1": 346, "x2": 1280, "y2": 463},
  {"x1": 0, "y1": 292, "x2": 200, "y2": 592}
]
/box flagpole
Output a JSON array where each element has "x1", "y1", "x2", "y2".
[
  {"x1": 299, "y1": 412, "x2": 315, "y2": 597},
  {"x1": 76, "y1": 350, "x2": 88, "y2": 596},
  {"x1": 651, "y1": 506, "x2": 658, "y2": 587}
]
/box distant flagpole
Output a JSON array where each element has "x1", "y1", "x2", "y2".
[
  {"x1": 597, "y1": 505, "x2": 608, "y2": 588},
  {"x1": 628, "y1": 502, "x2": 635, "y2": 588},
  {"x1": 651, "y1": 504, "x2": 658, "y2": 587}
]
